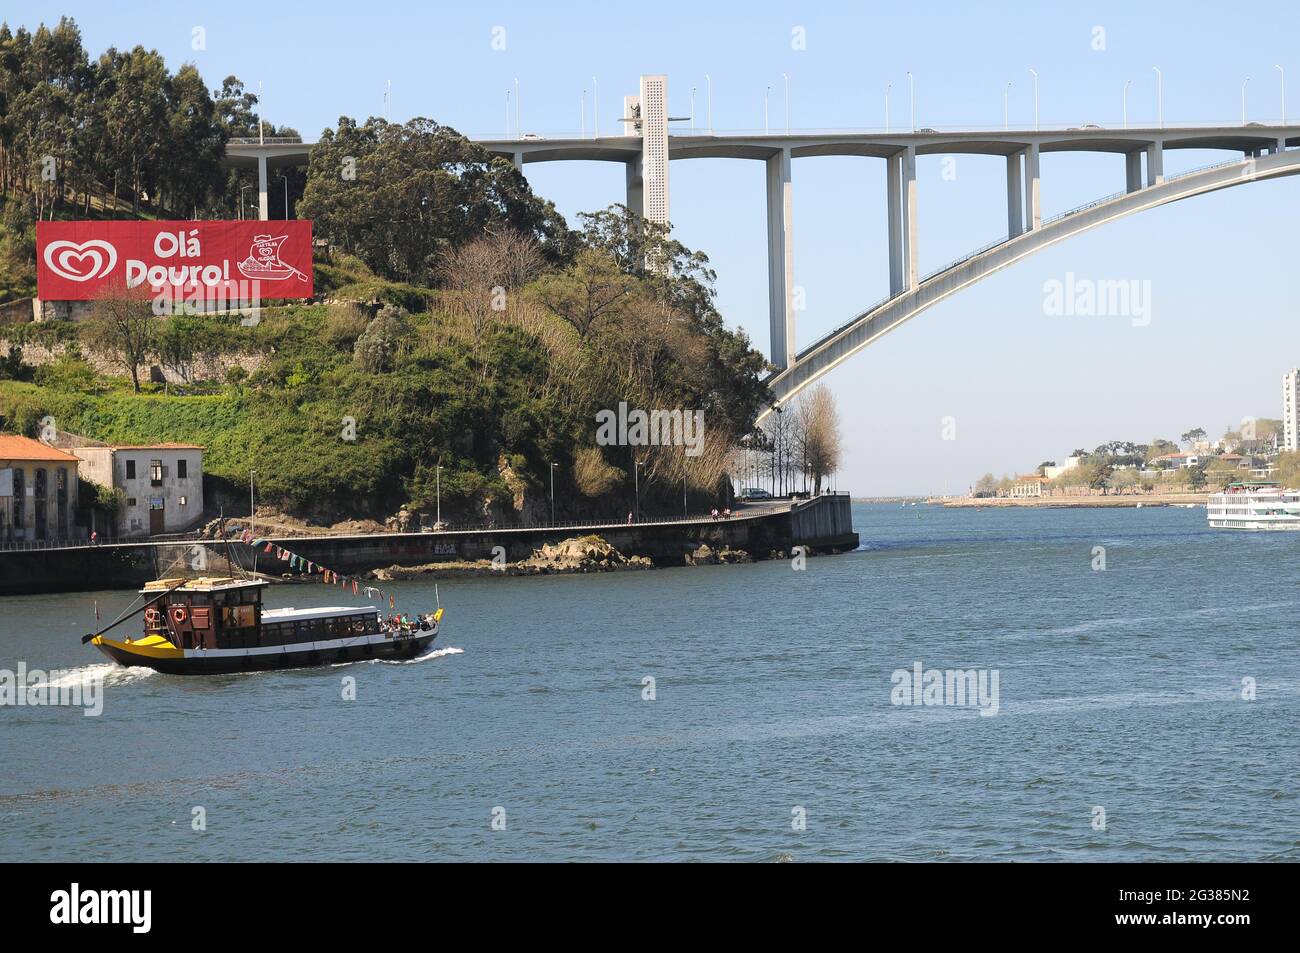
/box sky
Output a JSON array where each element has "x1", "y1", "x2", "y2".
[{"x1": 8, "y1": 1, "x2": 1300, "y2": 494}]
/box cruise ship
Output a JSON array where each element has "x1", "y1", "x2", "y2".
[{"x1": 1206, "y1": 482, "x2": 1300, "y2": 530}]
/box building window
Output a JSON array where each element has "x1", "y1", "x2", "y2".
[
  {"x1": 126, "y1": 498, "x2": 137, "y2": 507},
  {"x1": 179, "y1": 495, "x2": 187, "y2": 506},
  {"x1": 150, "y1": 460, "x2": 163, "y2": 486},
  {"x1": 125, "y1": 459, "x2": 136, "y2": 479},
  {"x1": 178, "y1": 459, "x2": 188, "y2": 479}
]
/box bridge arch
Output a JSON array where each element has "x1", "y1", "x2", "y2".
[{"x1": 759, "y1": 148, "x2": 1300, "y2": 421}]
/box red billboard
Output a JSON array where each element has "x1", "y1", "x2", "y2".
[{"x1": 36, "y1": 220, "x2": 313, "y2": 300}]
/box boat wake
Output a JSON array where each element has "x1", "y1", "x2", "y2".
[
  {"x1": 46, "y1": 662, "x2": 158, "y2": 689},
  {"x1": 336, "y1": 646, "x2": 464, "y2": 667}
]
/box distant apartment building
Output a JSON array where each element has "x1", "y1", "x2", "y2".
[
  {"x1": 0, "y1": 435, "x2": 81, "y2": 542},
  {"x1": 71, "y1": 444, "x2": 205, "y2": 537},
  {"x1": 1284, "y1": 368, "x2": 1299, "y2": 452},
  {"x1": 1042, "y1": 456, "x2": 1084, "y2": 480}
]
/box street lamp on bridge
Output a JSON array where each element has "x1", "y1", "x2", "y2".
[
  {"x1": 1004, "y1": 82, "x2": 1012, "y2": 130},
  {"x1": 1122, "y1": 79, "x2": 1132, "y2": 129},
  {"x1": 1029, "y1": 68, "x2": 1038, "y2": 131},
  {"x1": 1153, "y1": 66, "x2": 1163, "y2": 129},
  {"x1": 1242, "y1": 77, "x2": 1250, "y2": 125},
  {"x1": 1276, "y1": 65, "x2": 1285, "y2": 124},
  {"x1": 885, "y1": 82, "x2": 891, "y2": 133},
  {"x1": 907, "y1": 71, "x2": 915, "y2": 132},
  {"x1": 783, "y1": 73, "x2": 790, "y2": 134}
]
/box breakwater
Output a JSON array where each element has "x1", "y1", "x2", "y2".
[{"x1": 0, "y1": 494, "x2": 857, "y2": 595}]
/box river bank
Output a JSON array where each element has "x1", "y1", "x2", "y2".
[
  {"x1": 929, "y1": 493, "x2": 1207, "y2": 508},
  {"x1": 0, "y1": 494, "x2": 858, "y2": 595}
]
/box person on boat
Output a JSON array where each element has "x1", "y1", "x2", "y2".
[{"x1": 627, "y1": 511, "x2": 633, "y2": 525}]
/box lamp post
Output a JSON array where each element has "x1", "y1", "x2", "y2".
[
  {"x1": 1276, "y1": 64, "x2": 1285, "y2": 124},
  {"x1": 257, "y1": 81, "x2": 264, "y2": 146},
  {"x1": 908, "y1": 71, "x2": 915, "y2": 132},
  {"x1": 705, "y1": 73, "x2": 712, "y2": 134},
  {"x1": 1004, "y1": 82, "x2": 1012, "y2": 130},
  {"x1": 885, "y1": 82, "x2": 891, "y2": 133},
  {"x1": 435, "y1": 465, "x2": 442, "y2": 527},
  {"x1": 690, "y1": 86, "x2": 696, "y2": 133},
  {"x1": 549, "y1": 462, "x2": 557, "y2": 525},
  {"x1": 783, "y1": 72, "x2": 790, "y2": 134},
  {"x1": 505, "y1": 89, "x2": 511, "y2": 138},
  {"x1": 249, "y1": 469, "x2": 256, "y2": 536},
  {"x1": 1242, "y1": 77, "x2": 1250, "y2": 125},
  {"x1": 1029, "y1": 68, "x2": 1039, "y2": 131},
  {"x1": 764, "y1": 85, "x2": 770, "y2": 134},
  {"x1": 239, "y1": 184, "x2": 253, "y2": 220},
  {"x1": 276, "y1": 172, "x2": 289, "y2": 219},
  {"x1": 633, "y1": 457, "x2": 642, "y2": 522},
  {"x1": 1152, "y1": 66, "x2": 1163, "y2": 129},
  {"x1": 1122, "y1": 79, "x2": 1132, "y2": 129}
]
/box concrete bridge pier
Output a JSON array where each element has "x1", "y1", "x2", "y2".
[
  {"x1": 887, "y1": 152, "x2": 904, "y2": 293},
  {"x1": 626, "y1": 154, "x2": 644, "y2": 217},
  {"x1": 1023, "y1": 143, "x2": 1041, "y2": 230},
  {"x1": 1125, "y1": 150, "x2": 1143, "y2": 192},
  {"x1": 1146, "y1": 141, "x2": 1164, "y2": 186},
  {"x1": 256, "y1": 154, "x2": 269, "y2": 220},
  {"x1": 1006, "y1": 152, "x2": 1024, "y2": 237},
  {"x1": 902, "y1": 144, "x2": 918, "y2": 288},
  {"x1": 766, "y1": 146, "x2": 795, "y2": 369}
]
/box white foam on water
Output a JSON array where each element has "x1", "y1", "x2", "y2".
[
  {"x1": 44, "y1": 662, "x2": 157, "y2": 690},
  {"x1": 333, "y1": 646, "x2": 464, "y2": 667}
]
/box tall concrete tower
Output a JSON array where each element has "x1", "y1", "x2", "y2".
[{"x1": 622, "y1": 75, "x2": 670, "y2": 227}]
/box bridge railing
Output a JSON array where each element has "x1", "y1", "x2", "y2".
[
  {"x1": 228, "y1": 135, "x2": 306, "y2": 144},
  {"x1": 792, "y1": 154, "x2": 1253, "y2": 363}
]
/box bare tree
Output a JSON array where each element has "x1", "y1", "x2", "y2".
[
  {"x1": 796, "y1": 385, "x2": 842, "y2": 494},
  {"x1": 84, "y1": 286, "x2": 158, "y2": 392}
]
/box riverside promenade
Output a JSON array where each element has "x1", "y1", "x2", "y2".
[{"x1": 0, "y1": 493, "x2": 858, "y2": 596}]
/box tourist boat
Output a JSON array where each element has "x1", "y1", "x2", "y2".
[
  {"x1": 84, "y1": 576, "x2": 442, "y2": 675},
  {"x1": 1206, "y1": 482, "x2": 1300, "y2": 530}
]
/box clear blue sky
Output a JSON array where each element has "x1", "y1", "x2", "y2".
[{"x1": 10, "y1": 1, "x2": 1299, "y2": 493}]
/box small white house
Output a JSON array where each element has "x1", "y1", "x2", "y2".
[{"x1": 72, "y1": 444, "x2": 205, "y2": 537}]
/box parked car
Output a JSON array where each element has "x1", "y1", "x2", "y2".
[{"x1": 737, "y1": 487, "x2": 773, "y2": 501}]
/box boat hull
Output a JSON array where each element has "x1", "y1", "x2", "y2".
[{"x1": 94, "y1": 630, "x2": 438, "y2": 675}]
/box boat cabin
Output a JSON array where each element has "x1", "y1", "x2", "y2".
[
  {"x1": 142, "y1": 577, "x2": 385, "y2": 650},
  {"x1": 142, "y1": 577, "x2": 268, "y2": 650}
]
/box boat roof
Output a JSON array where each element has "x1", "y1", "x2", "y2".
[
  {"x1": 262, "y1": 606, "x2": 380, "y2": 622},
  {"x1": 140, "y1": 577, "x2": 270, "y2": 594}
]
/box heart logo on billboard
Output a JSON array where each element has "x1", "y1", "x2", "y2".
[{"x1": 42, "y1": 239, "x2": 118, "y2": 282}]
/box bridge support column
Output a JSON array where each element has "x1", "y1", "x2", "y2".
[
  {"x1": 1145, "y1": 141, "x2": 1164, "y2": 186},
  {"x1": 1006, "y1": 152, "x2": 1023, "y2": 237},
  {"x1": 1125, "y1": 151, "x2": 1143, "y2": 192},
  {"x1": 1023, "y1": 143, "x2": 1041, "y2": 230},
  {"x1": 625, "y1": 154, "x2": 644, "y2": 218},
  {"x1": 1278, "y1": 137, "x2": 1288, "y2": 153},
  {"x1": 511, "y1": 151, "x2": 523, "y2": 172},
  {"x1": 902, "y1": 145, "x2": 918, "y2": 288},
  {"x1": 887, "y1": 153, "x2": 904, "y2": 294},
  {"x1": 257, "y1": 154, "x2": 269, "y2": 221},
  {"x1": 766, "y1": 146, "x2": 795, "y2": 369}
]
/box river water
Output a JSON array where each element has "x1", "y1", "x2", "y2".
[{"x1": 0, "y1": 503, "x2": 1296, "y2": 861}]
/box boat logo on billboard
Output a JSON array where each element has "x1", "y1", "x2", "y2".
[{"x1": 42, "y1": 238, "x2": 118, "y2": 282}]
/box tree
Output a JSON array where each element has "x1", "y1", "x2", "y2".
[
  {"x1": 298, "y1": 116, "x2": 569, "y2": 286},
  {"x1": 352, "y1": 305, "x2": 412, "y2": 373},
  {"x1": 83, "y1": 286, "x2": 157, "y2": 392},
  {"x1": 1180, "y1": 427, "x2": 1207, "y2": 448},
  {"x1": 796, "y1": 385, "x2": 841, "y2": 494},
  {"x1": 973, "y1": 473, "x2": 998, "y2": 498}
]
